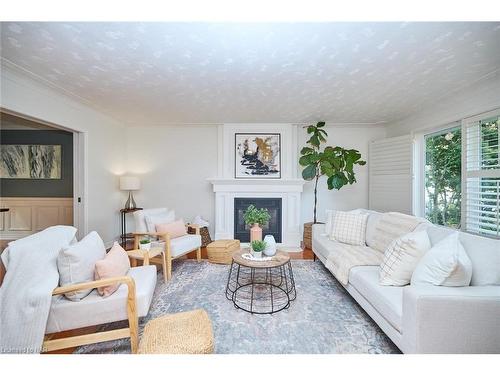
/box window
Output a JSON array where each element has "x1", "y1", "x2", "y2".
[
  {"x1": 424, "y1": 125, "x2": 462, "y2": 228},
  {"x1": 463, "y1": 111, "x2": 500, "y2": 238}
]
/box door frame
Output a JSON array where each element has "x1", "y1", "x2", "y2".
[{"x1": 0, "y1": 109, "x2": 88, "y2": 238}]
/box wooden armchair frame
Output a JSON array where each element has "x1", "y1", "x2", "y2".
[
  {"x1": 42, "y1": 276, "x2": 139, "y2": 353},
  {"x1": 133, "y1": 224, "x2": 201, "y2": 281}
]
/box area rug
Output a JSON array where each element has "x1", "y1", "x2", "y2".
[{"x1": 76, "y1": 260, "x2": 400, "y2": 354}]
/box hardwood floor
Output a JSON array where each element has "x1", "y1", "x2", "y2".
[{"x1": 43, "y1": 245, "x2": 314, "y2": 354}]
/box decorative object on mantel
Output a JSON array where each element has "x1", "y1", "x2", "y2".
[
  {"x1": 235, "y1": 133, "x2": 281, "y2": 179},
  {"x1": 243, "y1": 204, "x2": 271, "y2": 242},
  {"x1": 139, "y1": 238, "x2": 151, "y2": 251},
  {"x1": 119, "y1": 176, "x2": 141, "y2": 209},
  {"x1": 263, "y1": 235, "x2": 277, "y2": 256},
  {"x1": 299, "y1": 121, "x2": 366, "y2": 248},
  {"x1": 250, "y1": 240, "x2": 266, "y2": 258}
]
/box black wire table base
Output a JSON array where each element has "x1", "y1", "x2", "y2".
[{"x1": 225, "y1": 260, "x2": 297, "y2": 314}]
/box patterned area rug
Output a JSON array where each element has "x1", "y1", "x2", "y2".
[{"x1": 76, "y1": 260, "x2": 400, "y2": 354}]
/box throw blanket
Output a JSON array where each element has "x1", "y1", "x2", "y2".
[
  {"x1": 325, "y1": 243, "x2": 383, "y2": 285},
  {"x1": 370, "y1": 212, "x2": 425, "y2": 252},
  {"x1": 0, "y1": 226, "x2": 77, "y2": 353}
]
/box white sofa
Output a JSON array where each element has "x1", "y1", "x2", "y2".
[{"x1": 312, "y1": 210, "x2": 500, "y2": 354}]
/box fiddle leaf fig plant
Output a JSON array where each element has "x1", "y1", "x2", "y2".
[{"x1": 299, "y1": 121, "x2": 366, "y2": 223}]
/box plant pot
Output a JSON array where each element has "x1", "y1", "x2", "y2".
[
  {"x1": 139, "y1": 242, "x2": 151, "y2": 251},
  {"x1": 250, "y1": 223, "x2": 262, "y2": 242},
  {"x1": 263, "y1": 235, "x2": 277, "y2": 256},
  {"x1": 252, "y1": 250, "x2": 262, "y2": 258}
]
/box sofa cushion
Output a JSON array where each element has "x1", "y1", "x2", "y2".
[
  {"x1": 170, "y1": 234, "x2": 202, "y2": 257},
  {"x1": 411, "y1": 232, "x2": 472, "y2": 287},
  {"x1": 156, "y1": 219, "x2": 187, "y2": 239},
  {"x1": 45, "y1": 265, "x2": 157, "y2": 334},
  {"x1": 145, "y1": 210, "x2": 175, "y2": 233},
  {"x1": 370, "y1": 212, "x2": 426, "y2": 252},
  {"x1": 349, "y1": 266, "x2": 404, "y2": 332},
  {"x1": 133, "y1": 208, "x2": 169, "y2": 233},
  {"x1": 94, "y1": 242, "x2": 131, "y2": 297},
  {"x1": 365, "y1": 212, "x2": 382, "y2": 248},
  {"x1": 379, "y1": 230, "x2": 431, "y2": 286},
  {"x1": 426, "y1": 226, "x2": 500, "y2": 286},
  {"x1": 57, "y1": 231, "x2": 106, "y2": 301},
  {"x1": 329, "y1": 211, "x2": 369, "y2": 246}
]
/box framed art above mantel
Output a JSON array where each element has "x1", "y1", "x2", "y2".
[{"x1": 235, "y1": 133, "x2": 281, "y2": 179}]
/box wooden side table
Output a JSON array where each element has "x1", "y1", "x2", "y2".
[
  {"x1": 120, "y1": 208, "x2": 143, "y2": 249},
  {"x1": 127, "y1": 247, "x2": 167, "y2": 282}
]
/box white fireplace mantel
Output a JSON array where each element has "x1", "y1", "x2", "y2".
[
  {"x1": 208, "y1": 178, "x2": 305, "y2": 192},
  {"x1": 208, "y1": 178, "x2": 305, "y2": 247},
  {"x1": 209, "y1": 123, "x2": 305, "y2": 248}
]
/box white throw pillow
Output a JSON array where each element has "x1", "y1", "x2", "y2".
[
  {"x1": 324, "y1": 209, "x2": 334, "y2": 236},
  {"x1": 411, "y1": 232, "x2": 472, "y2": 287},
  {"x1": 57, "y1": 231, "x2": 106, "y2": 301},
  {"x1": 329, "y1": 211, "x2": 368, "y2": 246},
  {"x1": 379, "y1": 230, "x2": 431, "y2": 286},
  {"x1": 145, "y1": 210, "x2": 175, "y2": 232}
]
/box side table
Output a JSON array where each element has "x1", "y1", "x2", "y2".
[
  {"x1": 127, "y1": 247, "x2": 167, "y2": 282},
  {"x1": 120, "y1": 208, "x2": 143, "y2": 249}
]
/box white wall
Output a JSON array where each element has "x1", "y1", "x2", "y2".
[
  {"x1": 125, "y1": 124, "x2": 385, "y2": 233},
  {"x1": 299, "y1": 125, "x2": 386, "y2": 224},
  {"x1": 125, "y1": 125, "x2": 219, "y2": 233},
  {"x1": 385, "y1": 72, "x2": 500, "y2": 137},
  {"x1": 1, "y1": 65, "x2": 127, "y2": 246}
]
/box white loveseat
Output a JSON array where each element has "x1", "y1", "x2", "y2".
[{"x1": 312, "y1": 210, "x2": 500, "y2": 354}]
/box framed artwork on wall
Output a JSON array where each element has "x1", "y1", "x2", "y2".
[
  {"x1": 235, "y1": 133, "x2": 281, "y2": 179},
  {"x1": 0, "y1": 144, "x2": 62, "y2": 179}
]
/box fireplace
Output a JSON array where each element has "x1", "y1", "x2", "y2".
[{"x1": 234, "y1": 198, "x2": 282, "y2": 243}]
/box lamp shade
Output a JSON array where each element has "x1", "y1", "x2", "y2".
[{"x1": 119, "y1": 176, "x2": 141, "y2": 191}]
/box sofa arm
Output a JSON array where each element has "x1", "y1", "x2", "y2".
[
  {"x1": 312, "y1": 223, "x2": 326, "y2": 238},
  {"x1": 402, "y1": 285, "x2": 500, "y2": 353}
]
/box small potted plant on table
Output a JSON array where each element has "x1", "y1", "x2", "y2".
[
  {"x1": 251, "y1": 240, "x2": 266, "y2": 259},
  {"x1": 139, "y1": 239, "x2": 151, "y2": 251},
  {"x1": 243, "y1": 204, "x2": 271, "y2": 242}
]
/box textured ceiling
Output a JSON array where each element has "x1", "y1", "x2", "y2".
[{"x1": 1, "y1": 22, "x2": 500, "y2": 126}]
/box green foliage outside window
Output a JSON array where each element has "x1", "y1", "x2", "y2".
[{"x1": 424, "y1": 127, "x2": 462, "y2": 227}]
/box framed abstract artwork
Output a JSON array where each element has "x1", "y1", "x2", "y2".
[
  {"x1": 0, "y1": 144, "x2": 62, "y2": 179},
  {"x1": 235, "y1": 133, "x2": 281, "y2": 179}
]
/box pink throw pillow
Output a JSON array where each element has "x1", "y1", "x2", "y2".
[
  {"x1": 156, "y1": 219, "x2": 187, "y2": 238},
  {"x1": 94, "y1": 242, "x2": 131, "y2": 297}
]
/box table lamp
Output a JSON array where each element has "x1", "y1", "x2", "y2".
[{"x1": 119, "y1": 176, "x2": 141, "y2": 210}]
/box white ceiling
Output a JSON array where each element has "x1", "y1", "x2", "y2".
[{"x1": 1, "y1": 22, "x2": 500, "y2": 126}]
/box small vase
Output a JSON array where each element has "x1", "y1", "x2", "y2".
[
  {"x1": 250, "y1": 223, "x2": 262, "y2": 242},
  {"x1": 252, "y1": 250, "x2": 262, "y2": 258},
  {"x1": 139, "y1": 243, "x2": 151, "y2": 251},
  {"x1": 263, "y1": 235, "x2": 277, "y2": 256}
]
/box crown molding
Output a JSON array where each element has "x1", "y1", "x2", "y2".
[{"x1": 1, "y1": 58, "x2": 126, "y2": 126}]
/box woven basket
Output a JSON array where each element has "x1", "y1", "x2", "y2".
[
  {"x1": 206, "y1": 239, "x2": 240, "y2": 264},
  {"x1": 138, "y1": 309, "x2": 214, "y2": 354},
  {"x1": 187, "y1": 226, "x2": 212, "y2": 247}
]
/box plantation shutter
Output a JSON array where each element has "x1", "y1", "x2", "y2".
[
  {"x1": 463, "y1": 109, "x2": 500, "y2": 238},
  {"x1": 369, "y1": 135, "x2": 413, "y2": 214}
]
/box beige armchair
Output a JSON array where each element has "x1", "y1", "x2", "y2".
[
  {"x1": 43, "y1": 265, "x2": 157, "y2": 354},
  {"x1": 132, "y1": 224, "x2": 201, "y2": 281}
]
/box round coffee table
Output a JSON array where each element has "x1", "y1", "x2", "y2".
[{"x1": 225, "y1": 249, "x2": 296, "y2": 314}]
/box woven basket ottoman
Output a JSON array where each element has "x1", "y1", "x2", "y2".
[
  {"x1": 206, "y1": 239, "x2": 240, "y2": 264},
  {"x1": 138, "y1": 309, "x2": 214, "y2": 354}
]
